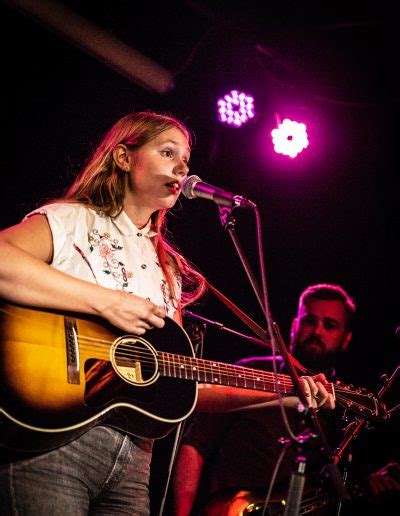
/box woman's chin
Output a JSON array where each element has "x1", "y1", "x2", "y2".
[{"x1": 154, "y1": 198, "x2": 178, "y2": 212}]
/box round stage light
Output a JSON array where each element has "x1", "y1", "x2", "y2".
[
  {"x1": 271, "y1": 118, "x2": 309, "y2": 158},
  {"x1": 217, "y1": 89, "x2": 255, "y2": 128}
]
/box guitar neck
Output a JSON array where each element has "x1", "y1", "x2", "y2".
[{"x1": 158, "y1": 352, "x2": 334, "y2": 396}]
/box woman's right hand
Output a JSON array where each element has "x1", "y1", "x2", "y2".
[{"x1": 96, "y1": 289, "x2": 166, "y2": 334}]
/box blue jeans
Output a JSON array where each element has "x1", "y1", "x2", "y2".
[{"x1": 0, "y1": 426, "x2": 153, "y2": 515}]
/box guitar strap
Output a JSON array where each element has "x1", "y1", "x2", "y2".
[{"x1": 205, "y1": 280, "x2": 307, "y2": 374}]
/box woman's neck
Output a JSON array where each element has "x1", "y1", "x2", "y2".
[{"x1": 123, "y1": 202, "x2": 153, "y2": 229}]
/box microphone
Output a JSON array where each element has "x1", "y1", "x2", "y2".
[{"x1": 181, "y1": 175, "x2": 256, "y2": 209}]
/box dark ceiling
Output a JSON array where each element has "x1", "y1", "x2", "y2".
[{"x1": 4, "y1": 0, "x2": 397, "y2": 104}]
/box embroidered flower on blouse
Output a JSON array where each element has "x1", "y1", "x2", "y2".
[
  {"x1": 88, "y1": 229, "x2": 132, "y2": 290},
  {"x1": 99, "y1": 243, "x2": 114, "y2": 259}
]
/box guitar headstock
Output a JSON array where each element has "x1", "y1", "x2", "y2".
[{"x1": 333, "y1": 381, "x2": 388, "y2": 421}]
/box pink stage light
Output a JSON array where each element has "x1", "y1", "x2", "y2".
[
  {"x1": 217, "y1": 89, "x2": 255, "y2": 128},
  {"x1": 271, "y1": 118, "x2": 309, "y2": 158}
]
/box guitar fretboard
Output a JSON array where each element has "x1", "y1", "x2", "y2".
[{"x1": 158, "y1": 352, "x2": 333, "y2": 395}]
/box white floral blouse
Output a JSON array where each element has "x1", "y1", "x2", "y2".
[{"x1": 26, "y1": 202, "x2": 181, "y2": 317}]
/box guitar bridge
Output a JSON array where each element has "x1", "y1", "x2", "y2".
[{"x1": 64, "y1": 316, "x2": 80, "y2": 384}]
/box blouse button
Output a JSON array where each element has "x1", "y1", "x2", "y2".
[
  {"x1": 141, "y1": 264, "x2": 147, "y2": 269},
  {"x1": 137, "y1": 232, "x2": 142, "y2": 237}
]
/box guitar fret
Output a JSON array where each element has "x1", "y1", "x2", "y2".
[
  {"x1": 275, "y1": 374, "x2": 287, "y2": 394},
  {"x1": 250, "y1": 368, "x2": 257, "y2": 390},
  {"x1": 203, "y1": 361, "x2": 211, "y2": 383},
  {"x1": 237, "y1": 366, "x2": 247, "y2": 389},
  {"x1": 219, "y1": 362, "x2": 230, "y2": 386},
  {"x1": 181, "y1": 355, "x2": 188, "y2": 380},
  {"x1": 190, "y1": 356, "x2": 197, "y2": 380},
  {"x1": 211, "y1": 362, "x2": 221, "y2": 384},
  {"x1": 168, "y1": 352, "x2": 173, "y2": 378},
  {"x1": 165, "y1": 352, "x2": 172, "y2": 378},
  {"x1": 199, "y1": 361, "x2": 208, "y2": 383},
  {"x1": 188, "y1": 356, "x2": 203, "y2": 382},
  {"x1": 158, "y1": 352, "x2": 336, "y2": 400},
  {"x1": 163, "y1": 353, "x2": 173, "y2": 377},
  {"x1": 177, "y1": 355, "x2": 182, "y2": 379},
  {"x1": 254, "y1": 371, "x2": 264, "y2": 391},
  {"x1": 159, "y1": 352, "x2": 166, "y2": 376},
  {"x1": 185, "y1": 355, "x2": 193, "y2": 380},
  {"x1": 189, "y1": 356, "x2": 197, "y2": 380}
]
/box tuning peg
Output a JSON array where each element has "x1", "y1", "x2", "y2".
[
  {"x1": 341, "y1": 409, "x2": 351, "y2": 424},
  {"x1": 344, "y1": 384, "x2": 354, "y2": 390}
]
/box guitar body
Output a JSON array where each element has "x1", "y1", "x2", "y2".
[{"x1": 0, "y1": 303, "x2": 197, "y2": 452}]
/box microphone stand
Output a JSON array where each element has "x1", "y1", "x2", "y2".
[
  {"x1": 218, "y1": 206, "x2": 265, "y2": 314},
  {"x1": 216, "y1": 204, "x2": 349, "y2": 515},
  {"x1": 183, "y1": 310, "x2": 272, "y2": 350}
]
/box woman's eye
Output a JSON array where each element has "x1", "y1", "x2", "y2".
[{"x1": 162, "y1": 149, "x2": 173, "y2": 158}]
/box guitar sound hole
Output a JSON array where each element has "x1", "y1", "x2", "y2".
[{"x1": 112, "y1": 338, "x2": 157, "y2": 386}]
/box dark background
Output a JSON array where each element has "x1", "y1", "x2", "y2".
[{"x1": 1, "y1": 1, "x2": 399, "y2": 513}]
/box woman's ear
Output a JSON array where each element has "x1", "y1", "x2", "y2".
[{"x1": 112, "y1": 144, "x2": 130, "y2": 172}]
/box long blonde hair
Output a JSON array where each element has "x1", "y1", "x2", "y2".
[{"x1": 63, "y1": 111, "x2": 206, "y2": 306}]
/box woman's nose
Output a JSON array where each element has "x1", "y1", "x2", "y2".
[{"x1": 175, "y1": 161, "x2": 189, "y2": 176}]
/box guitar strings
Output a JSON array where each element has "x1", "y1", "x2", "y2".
[
  {"x1": 75, "y1": 335, "x2": 296, "y2": 389},
  {"x1": 78, "y1": 335, "x2": 377, "y2": 402},
  {"x1": 74, "y1": 335, "x2": 353, "y2": 395},
  {"x1": 62, "y1": 332, "x2": 374, "y2": 403},
  {"x1": 76, "y1": 335, "x2": 293, "y2": 382}
]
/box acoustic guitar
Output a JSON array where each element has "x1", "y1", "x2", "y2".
[{"x1": 0, "y1": 302, "x2": 385, "y2": 453}]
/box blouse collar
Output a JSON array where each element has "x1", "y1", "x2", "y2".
[{"x1": 101, "y1": 209, "x2": 158, "y2": 237}]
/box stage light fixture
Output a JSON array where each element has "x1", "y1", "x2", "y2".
[
  {"x1": 217, "y1": 89, "x2": 255, "y2": 128},
  {"x1": 271, "y1": 118, "x2": 309, "y2": 158}
]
